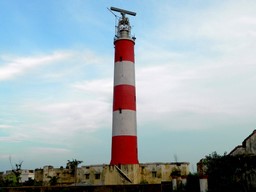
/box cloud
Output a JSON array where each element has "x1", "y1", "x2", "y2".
[
  {"x1": 71, "y1": 79, "x2": 112, "y2": 100},
  {"x1": 0, "y1": 154, "x2": 10, "y2": 160},
  {"x1": 37, "y1": 100, "x2": 111, "y2": 132},
  {"x1": 0, "y1": 132, "x2": 29, "y2": 142},
  {"x1": 135, "y1": 1, "x2": 256, "y2": 112},
  {"x1": 136, "y1": 60, "x2": 256, "y2": 120},
  {"x1": 153, "y1": 1, "x2": 256, "y2": 40},
  {"x1": 28, "y1": 78, "x2": 114, "y2": 137},
  {"x1": 141, "y1": 0, "x2": 256, "y2": 65},
  {"x1": 0, "y1": 51, "x2": 73, "y2": 81},
  {"x1": 28, "y1": 147, "x2": 70, "y2": 155},
  {"x1": 0, "y1": 48, "x2": 113, "y2": 149},
  {"x1": 18, "y1": 96, "x2": 111, "y2": 145},
  {"x1": 0, "y1": 125, "x2": 13, "y2": 129}
]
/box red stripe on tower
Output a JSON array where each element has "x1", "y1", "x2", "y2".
[
  {"x1": 113, "y1": 85, "x2": 136, "y2": 111},
  {"x1": 114, "y1": 40, "x2": 135, "y2": 62},
  {"x1": 110, "y1": 7, "x2": 139, "y2": 165},
  {"x1": 111, "y1": 136, "x2": 138, "y2": 164}
]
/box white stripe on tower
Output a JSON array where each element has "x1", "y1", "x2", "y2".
[{"x1": 114, "y1": 61, "x2": 135, "y2": 86}]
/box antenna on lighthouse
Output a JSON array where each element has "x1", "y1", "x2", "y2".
[
  {"x1": 110, "y1": 7, "x2": 136, "y2": 17},
  {"x1": 109, "y1": 7, "x2": 136, "y2": 40}
]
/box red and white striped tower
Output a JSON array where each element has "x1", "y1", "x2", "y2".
[{"x1": 110, "y1": 7, "x2": 139, "y2": 165}]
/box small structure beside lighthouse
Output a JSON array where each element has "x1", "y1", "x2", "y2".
[{"x1": 110, "y1": 7, "x2": 139, "y2": 165}]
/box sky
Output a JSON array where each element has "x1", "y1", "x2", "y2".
[{"x1": 0, "y1": 0, "x2": 256, "y2": 172}]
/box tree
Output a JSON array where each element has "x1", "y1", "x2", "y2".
[
  {"x1": 12, "y1": 162, "x2": 23, "y2": 181},
  {"x1": 66, "y1": 159, "x2": 83, "y2": 184},
  {"x1": 9, "y1": 157, "x2": 23, "y2": 186},
  {"x1": 203, "y1": 152, "x2": 256, "y2": 192}
]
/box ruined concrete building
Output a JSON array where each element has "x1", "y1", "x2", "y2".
[
  {"x1": 34, "y1": 162, "x2": 189, "y2": 186},
  {"x1": 229, "y1": 129, "x2": 256, "y2": 156}
]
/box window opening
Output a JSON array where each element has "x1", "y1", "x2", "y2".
[
  {"x1": 85, "y1": 174, "x2": 90, "y2": 179},
  {"x1": 152, "y1": 171, "x2": 157, "y2": 178},
  {"x1": 95, "y1": 173, "x2": 100, "y2": 180}
]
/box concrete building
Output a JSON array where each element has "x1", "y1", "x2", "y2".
[
  {"x1": 20, "y1": 169, "x2": 34, "y2": 183},
  {"x1": 34, "y1": 162, "x2": 189, "y2": 186},
  {"x1": 2, "y1": 169, "x2": 34, "y2": 184},
  {"x1": 229, "y1": 129, "x2": 256, "y2": 156}
]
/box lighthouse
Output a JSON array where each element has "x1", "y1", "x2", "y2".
[{"x1": 110, "y1": 7, "x2": 139, "y2": 165}]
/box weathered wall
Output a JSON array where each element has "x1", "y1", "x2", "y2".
[
  {"x1": 35, "y1": 162, "x2": 189, "y2": 186},
  {"x1": 20, "y1": 170, "x2": 34, "y2": 183},
  {"x1": 230, "y1": 130, "x2": 256, "y2": 156},
  {"x1": 140, "y1": 163, "x2": 189, "y2": 184},
  {"x1": 244, "y1": 130, "x2": 256, "y2": 154}
]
